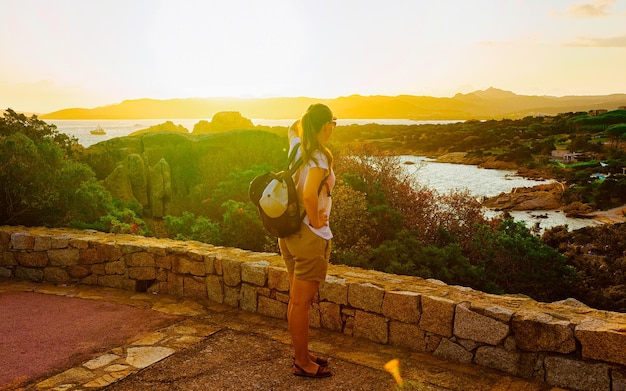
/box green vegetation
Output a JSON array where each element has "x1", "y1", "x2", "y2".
[
  {"x1": 334, "y1": 110, "x2": 626, "y2": 209},
  {"x1": 4, "y1": 107, "x2": 626, "y2": 311},
  {"x1": 329, "y1": 146, "x2": 575, "y2": 302},
  {"x1": 0, "y1": 109, "x2": 149, "y2": 235},
  {"x1": 544, "y1": 223, "x2": 626, "y2": 312}
]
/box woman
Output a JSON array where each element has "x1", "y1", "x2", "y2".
[{"x1": 279, "y1": 103, "x2": 336, "y2": 378}]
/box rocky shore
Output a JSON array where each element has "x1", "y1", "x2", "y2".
[
  {"x1": 435, "y1": 152, "x2": 551, "y2": 180},
  {"x1": 481, "y1": 182, "x2": 565, "y2": 211},
  {"x1": 434, "y1": 152, "x2": 626, "y2": 224}
]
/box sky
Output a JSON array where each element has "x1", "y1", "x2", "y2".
[{"x1": 1, "y1": 0, "x2": 626, "y2": 113}]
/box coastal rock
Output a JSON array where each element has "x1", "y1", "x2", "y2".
[
  {"x1": 563, "y1": 201, "x2": 594, "y2": 218},
  {"x1": 102, "y1": 153, "x2": 169, "y2": 217},
  {"x1": 482, "y1": 183, "x2": 564, "y2": 211},
  {"x1": 192, "y1": 111, "x2": 255, "y2": 134},
  {"x1": 82, "y1": 124, "x2": 285, "y2": 221},
  {"x1": 148, "y1": 158, "x2": 172, "y2": 218},
  {"x1": 126, "y1": 154, "x2": 149, "y2": 207},
  {"x1": 129, "y1": 121, "x2": 188, "y2": 136},
  {"x1": 104, "y1": 164, "x2": 134, "y2": 203}
]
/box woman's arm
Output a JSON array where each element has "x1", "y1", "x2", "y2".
[
  {"x1": 288, "y1": 120, "x2": 300, "y2": 142},
  {"x1": 303, "y1": 166, "x2": 327, "y2": 229}
]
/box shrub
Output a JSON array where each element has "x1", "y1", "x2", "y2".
[
  {"x1": 331, "y1": 144, "x2": 577, "y2": 303},
  {"x1": 164, "y1": 211, "x2": 222, "y2": 244},
  {"x1": 0, "y1": 109, "x2": 150, "y2": 233},
  {"x1": 471, "y1": 219, "x2": 578, "y2": 302},
  {"x1": 543, "y1": 223, "x2": 626, "y2": 311},
  {"x1": 329, "y1": 184, "x2": 374, "y2": 262},
  {"x1": 220, "y1": 199, "x2": 273, "y2": 251},
  {"x1": 369, "y1": 229, "x2": 488, "y2": 289}
]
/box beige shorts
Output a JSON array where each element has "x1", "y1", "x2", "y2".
[{"x1": 279, "y1": 223, "x2": 331, "y2": 283}]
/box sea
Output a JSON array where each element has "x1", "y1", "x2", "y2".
[
  {"x1": 47, "y1": 118, "x2": 457, "y2": 148},
  {"x1": 49, "y1": 118, "x2": 600, "y2": 232}
]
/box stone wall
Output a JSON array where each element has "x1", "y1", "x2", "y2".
[{"x1": 1, "y1": 225, "x2": 625, "y2": 391}]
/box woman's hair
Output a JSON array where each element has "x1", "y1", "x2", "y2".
[{"x1": 300, "y1": 103, "x2": 334, "y2": 167}]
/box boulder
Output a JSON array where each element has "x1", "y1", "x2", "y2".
[
  {"x1": 149, "y1": 158, "x2": 172, "y2": 218},
  {"x1": 129, "y1": 121, "x2": 189, "y2": 136},
  {"x1": 104, "y1": 164, "x2": 134, "y2": 203},
  {"x1": 482, "y1": 183, "x2": 563, "y2": 211},
  {"x1": 192, "y1": 112, "x2": 255, "y2": 134},
  {"x1": 126, "y1": 154, "x2": 148, "y2": 206}
]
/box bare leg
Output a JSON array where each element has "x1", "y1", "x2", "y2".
[
  {"x1": 287, "y1": 273, "x2": 325, "y2": 365},
  {"x1": 288, "y1": 277, "x2": 320, "y2": 373}
]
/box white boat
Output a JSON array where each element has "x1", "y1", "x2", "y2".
[{"x1": 90, "y1": 124, "x2": 106, "y2": 135}]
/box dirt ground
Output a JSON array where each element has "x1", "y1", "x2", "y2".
[{"x1": 104, "y1": 328, "x2": 398, "y2": 391}]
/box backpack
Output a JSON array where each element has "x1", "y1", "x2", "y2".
[{"x1": 249, "y1": 143, "x2": 305, "y2": 238}]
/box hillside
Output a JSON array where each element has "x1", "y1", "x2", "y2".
[{"x1": 40, "y1": 88, "x2": 626, "y2": 120}]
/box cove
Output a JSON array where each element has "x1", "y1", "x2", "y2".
[{"x1": 401, "y1": 156, "x2": 601, "y2": 232}]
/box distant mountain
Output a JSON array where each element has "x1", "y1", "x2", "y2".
[{"x1": 40, "y1": 88, "x2": 626, "y2": 120}]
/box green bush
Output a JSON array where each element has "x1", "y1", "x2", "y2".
[
  {"x1": 543, "y1": 223, "x2": 626, "y2": 312},
  {"x1": 471, "y1": 219, "x2": 578, "y2": 301},
  {"x1": 330, "y1": 185, "x2": 374, "y2": 262},
  {"x1": 369, "y1": 229, "x2": 488, "y2": 289},
  {"x1": 0, "y1": 109, "x2": 149, "y2": 233},
  {"x1": 220, "y1": 199, "x2": 273, "y2": 251},
  {"x1": 164, "y1": 211, "x2": 222, "y2": 244}
]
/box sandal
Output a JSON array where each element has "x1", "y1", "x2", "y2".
[
  {"x1": 312, "y1": 355, "x2": 329, "y2": 367},
  {"x1": 293, "y1": 363, "x2": 332, "y2": 378},
  {"x1": 293, "y1": 355, "x2": 329, "y2": 367}
]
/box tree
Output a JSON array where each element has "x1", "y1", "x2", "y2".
[
  {"x1": 0, "y1": 108, "x2": 78, "y2": 154},
  {"x1": 0, "y1": 108, "x2": 145, "y2": 232},
  {"x1": 606, "y1": 124, "x2": 626, "y2": 150}
]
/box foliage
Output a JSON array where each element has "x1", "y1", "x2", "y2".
[
  {"x1": 329, "y1": 185, "x2": 374, "y2": 263},
  {"x1": 368, "y1": 229, "x2": 489, "y2": 291},
  {"x1": 606, "y1": 123, "x2": 626, "y2": 149},
  {"x1": 162, "y1": 163, "x2": 278, "y2": 251},
  {"x1": 0, "y1": 131, "x2": 110, "y2": 227},
  {"x1": 164, "y1": 211, "x2": 222, "y2": 244},
  {"x1": 15, "y1": 109, "x2": 626, "y2": 310},
  {"x1": 81, "y1": 198, "x2": 152, "y2": 236},
  {"x1": 471, "y1": 219, "x2": 578, "y2": 301},
  {"x1": 569, "y1": 110, "x2": 626, "y2": 130},
  {"x1": 543, "y1": 223, "x2": 626, "y2": 311},
  {"x1": 595, "y1": 178, "x2": 626, "y2": 208},
  {"x1": 79, "y1": 130, "x2": 288, "y2": 217},
  {"x1": 204, "y1": 164, "x2": 274, "y2": 220},
  {"x1": 359, "y1": 218, "x2": 576, "y2": 302},
  {"x1": 334, "y1": 144, "x2": 439, "y2": 245},
  {"x1": 0, "y1": 108, "x2": 79, "y2": 154},
  {"x1": 0, "y1": 108, "x2": 149, "y2": 234},
  {"x1": 329, "y1": 144, "x2": 577, "y2": 302},
  {"x1": 220, "y1": 199, "x2": 272, "y2": 251}
]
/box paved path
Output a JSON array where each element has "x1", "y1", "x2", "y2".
[
  {"x1": 0, "y1": 278, "x2": 557, "y2": 390},
  {"x1": 0, "y1": 290, "x2": 180, "y2": 389}
]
